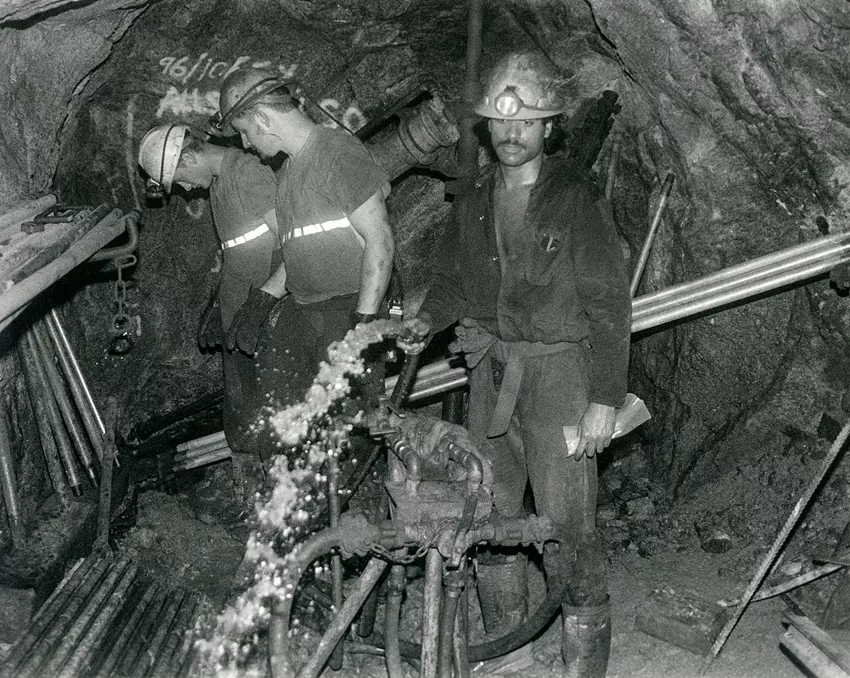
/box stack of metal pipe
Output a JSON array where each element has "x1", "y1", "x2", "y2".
[
  {"x1": 17, "y1": 309, "x2": 111, "y2": 502},
  {"x1": 631, "y1": 228, "x2": 850, "y2": 332},
  {"x1": 0, "y1": 554, "x2": 205, "y2": 678},
  {"x1": 172, "y1": 431, "x2": 232, "y2": 472}
]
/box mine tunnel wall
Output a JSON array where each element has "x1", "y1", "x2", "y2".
[{"x1": 0, "y1": 0, "x2": 849, "y2": 542}]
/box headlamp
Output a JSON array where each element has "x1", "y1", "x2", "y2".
[
  {"x1": 494, "y1": 86, "x2": 523, "y2": 118},
  {"x1": 492, "y1": 85, "x2": 558, "y2": 118},
  {"x1": 213, "y1": 77, "x2": 292, "y2": 135},
  {"x1": 145, "y1": 178, "x2": 165, "y2": 201}
]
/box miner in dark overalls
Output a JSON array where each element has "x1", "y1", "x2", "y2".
[
  {"x1": 413, "y1": 51, "x2": 632, "y2": 677},
  {"x1": 138, "y1": 124, "x2": 277, "y2": 510}
]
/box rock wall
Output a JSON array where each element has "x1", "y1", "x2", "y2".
[{"x1": 0, "y1": 0, "x2": 848, "y2": 501}]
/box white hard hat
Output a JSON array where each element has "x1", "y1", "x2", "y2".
[
  {"x1": 475, "y1": 51, "x2": 566, "y2": 120},
  {"x1": 137, "y1": 124, "x2": 190, "y2": 194}
]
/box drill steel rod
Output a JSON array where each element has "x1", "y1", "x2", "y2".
[
  {"x1": 171, "y1": 595, "x2": 205, "y2": 678},
  {"x1": 328, "y1": 455, "x2": 345, "y2": 671},
  {"x1": 130, "y1": 589, "x2": 187, "y2": 678},
  {"x1": 38, "y1": 559, "x2": 133, "y2": 678},
  {"x1": 19, "y1": 334, "x2": 83, "y2": 496},
  {"x1": 296, "y1": 557, "x2": 389, "y2": 678},
  {"x1": 0, "y1": 402, "x2": 24, "y2": 548},
  {"x1": 31, "y1": 324, "x2": 98, "y2": 486},
  {"x1": 634, "y1": 249, "x2": 850, "y2": 332},
  {"x1": 93, "y1": 583, "x2": 159, "y2": 678},
  {"x1": 18, "y1": 343, "x2": 71, "y2": 507},
  {"x1": 150, "y1": 591, "x2": 201, "y2": 678},
  {"x1": 2, "y1": 556, "x2": 94, "y2": 673},
  {"x1": 633, "y1": 236, "x2": 850, "y2": 321},
  {"x1": 633, "y1": 228, "x2": 850, "y2": 312},
  {"x1": 630, "y1": 172, "x2": 675, "y2": 297},
  {"x1": 0, "y1": 208, "x2": 125, "y2": 325},
  {"x1": 173, "y1": 437, "x2": 230, "y2": 462},
  {"x1": 172, "y1": 447, "x2": 232, "y2": 471},
  {"x1": 605, "y1": 134, "x2": 621, "y2": 201},
  {"x1": 45, "y1": 313, "x2": 106, "y2": 460},
  {"x1": 114, "y1": 588, "x2": 168, "y2": 678},
  {"x1": 421, "y1": 548, "x2": 443, "y2": 678},
  {"x1": 705, "y1": 417, "x2": 850, "y2": 667},
  {"x1": 175, "y1": 430, "x2": 226, "y2": 453},
  {"x1": 56, "y1": 562, "x2": 139, "y2": 678},
  {"x1": 781, "y1": 626, "x2": 849, "y2": 678},
  {"x1": 16, "y1": 557, "x2": 111, "y2": 678},
  {"x1": 48, "y1": 309, "x2": 106, "y2": 435}
]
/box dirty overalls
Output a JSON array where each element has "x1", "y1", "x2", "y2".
[
  {"x1": 210, "y1": 149, "x2": 279, "y2": 496},
  {"x1": 420, "y1": 156, "x2": 632, "y2": 677}
]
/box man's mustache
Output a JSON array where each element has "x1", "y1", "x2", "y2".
[{"x1": 497, "y1": 141, "x2": 526, "y2": 149}]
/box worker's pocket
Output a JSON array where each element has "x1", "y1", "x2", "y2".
[{"x1": 525, "y1": 229, "x2": 564, "y2": 285}]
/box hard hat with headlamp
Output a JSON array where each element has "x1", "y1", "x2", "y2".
[
  {"x1": 137, "y1": 124, "x2": 190, "y2": 199},
  {"x1": 212, "y1": 69, "x2": 295, "y2": 137},
  {"x1": 475, "y1": 51, "x2": 566, "y2": 120}
]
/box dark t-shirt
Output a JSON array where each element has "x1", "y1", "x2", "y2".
[
  {"x1": 274, "y1": 125, "x2": 389, "y2": 304},
  {"x1": 211, "y1": 148, "x2": 278, "y2": 328}
]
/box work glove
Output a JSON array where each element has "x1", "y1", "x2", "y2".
[
  {"x1": 449, "y1": 317, "x2": 495, "y2": 368},
  {"x1": 226, "y1": 287, "x2": 279, "y2": 356},
  {"x1": 197, "y1": 298, "x2": 223, "y2": 349}
]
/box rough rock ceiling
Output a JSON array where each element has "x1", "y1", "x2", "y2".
[{"x1": 2, "y1": 0, "x2": 849, "y2": 492}]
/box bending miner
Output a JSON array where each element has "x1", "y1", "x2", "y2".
[
  {"x1": 215, "y1": 68, "x2": 395, "y2": 417},
  {"x1": 137, "y1": 123, "x2": 277, "y2": 516}
]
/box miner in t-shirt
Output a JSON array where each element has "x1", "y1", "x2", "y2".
[
  {"x1": 215, "y1": 68, "x2": 394, "y2": 416},
  {"x1": 138, "y1": 123, "x2": 278, "y2": 517}
]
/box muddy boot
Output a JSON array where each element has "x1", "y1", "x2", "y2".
[
  {"x1": 226, "y1": 452, "x2": 266, "y2": 542},
  {"x1": 472, "y1": 553, "x2": 533, "y2": 674},
  {"x1": 562, "y1": 597, "x2": 611, "y2": 678}
]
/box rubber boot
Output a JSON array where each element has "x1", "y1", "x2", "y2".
[
  {"x1": 562, "y1": 597, "x2": 611, "y2": 678},
  {"x1": 227, "y1": 452, "x2": 266, "y2": 542}
]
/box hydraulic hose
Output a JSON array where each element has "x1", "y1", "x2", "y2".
[{"x1": 268, "y1": 526, "x2": 352, "y2": 678}]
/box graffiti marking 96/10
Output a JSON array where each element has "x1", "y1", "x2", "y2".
[{"x1": 158, "y1": 54, "x2": 297, "y2": 85}]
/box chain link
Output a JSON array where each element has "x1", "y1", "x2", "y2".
[{"x1": 112, "y1": 254, "x2": 137, "y2": 332}]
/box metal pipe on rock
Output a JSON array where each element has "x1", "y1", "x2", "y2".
[
  {"x1": 19, "y1": 333, "x2": 83, "y2": 496},
  {"x1": 0, "y1": 195, "x2": 57, "y2": 233},
  {"x1": 633, "y1": 229, "x2": 850, "y2": 312},
  {"x1": 633, "y1": 250, "x2": 850, "y2": 333},
  {"x1": 31, "y1": 324, "x2": 98, "y2": 486},
  {"x1": 632, "y1": 241, "x2": 850, "y2": 323},
  {"x1": 45, "y1": 313, "x2": 106, "y2": 463},
  {"x1": 630, "y1": 172, "x2": 675, "y2": 297},
  {"x1": 55, "y1": 561, "x2": 139, "y2": 678},
  {"x1": 18, "y1": 342, "x2": 72, "y2": 507},
  {"x1": 48, "y1": 308, "x2": 106, "y2": 435},
  {"x1": 0, "y1": 402, "x2": 24, "y2": 548}
]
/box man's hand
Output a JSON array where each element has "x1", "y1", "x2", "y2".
[
  {"x1": 197, "y1": 298, "x2": 223, "y2": 349},
  {"x1": 226, "y1": 287, "x2": 279, "y2": 356},
  {"x1": 396, "y1": 312, "x2": 432, "y2": 355},
  {"x1": 573, "y1": 402, "x2": 616, "y2": 459}
]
